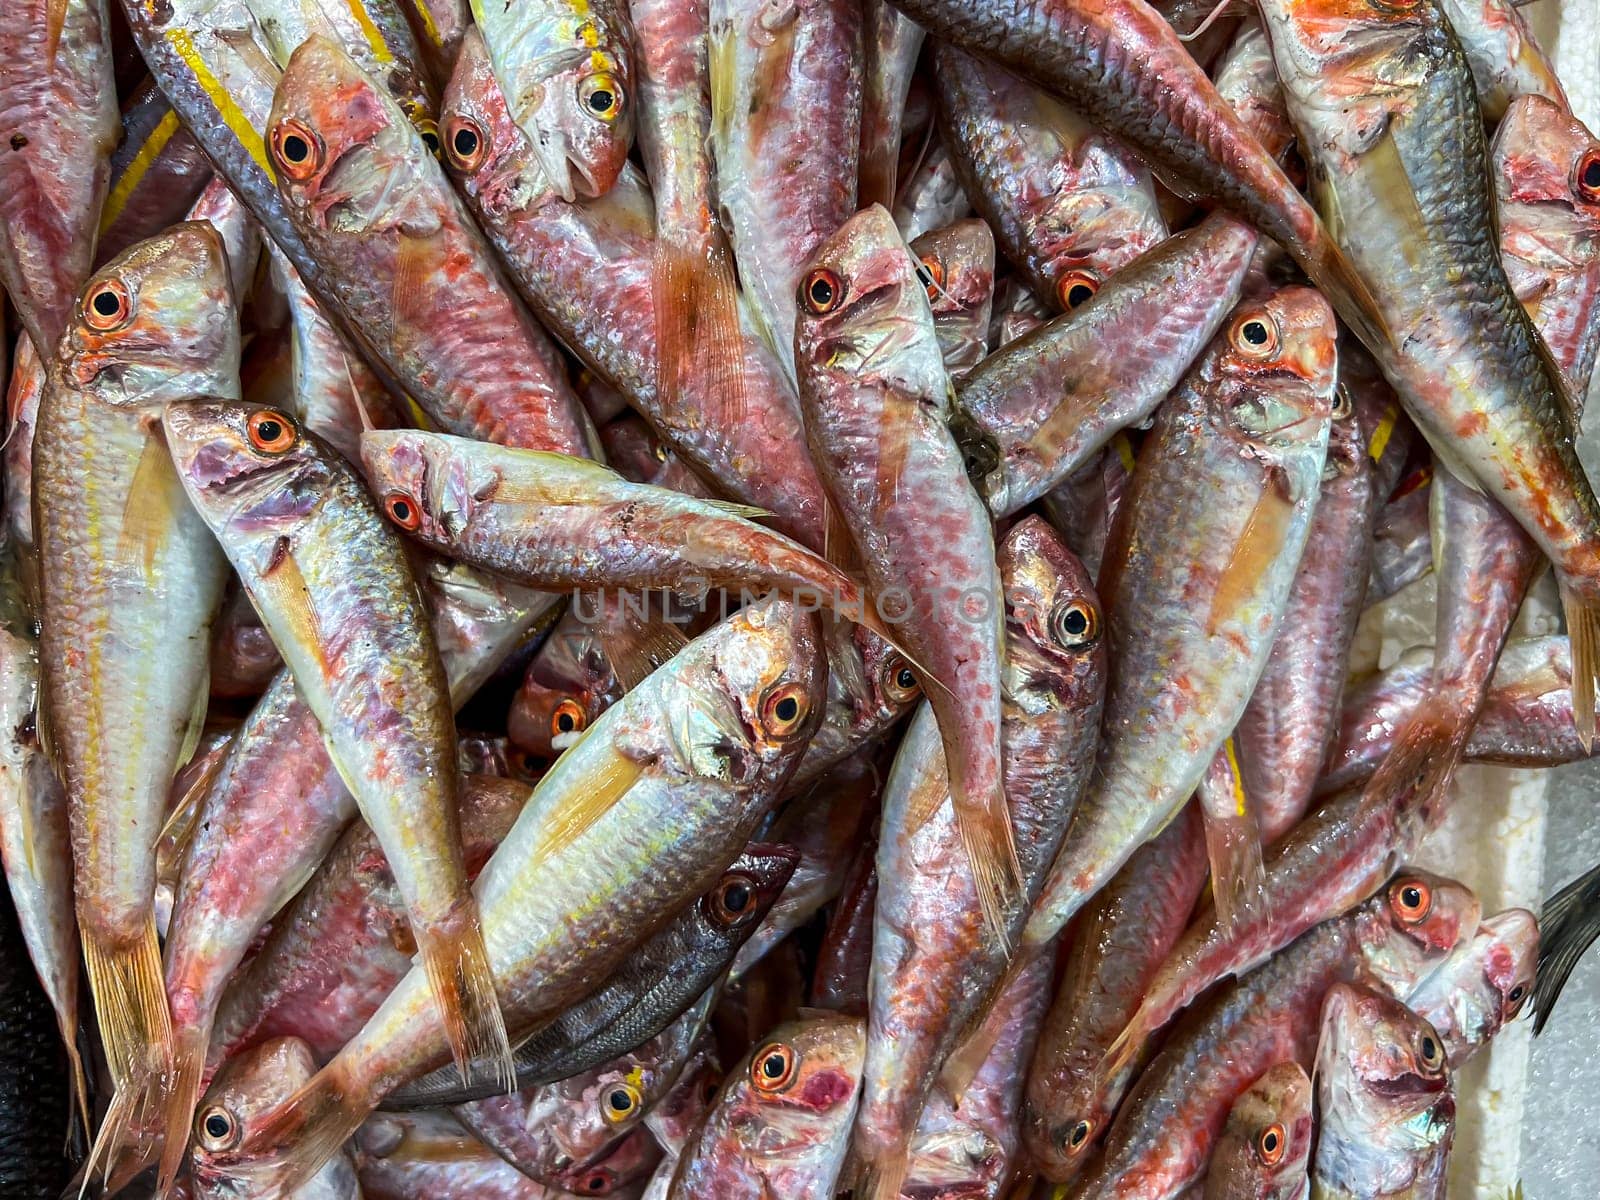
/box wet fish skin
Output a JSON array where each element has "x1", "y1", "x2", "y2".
[
  {"x1": 470, "y1": 0, "x2": 636, "y2": 201},
  {"x1": 1367, "y1": 470, "x2": 1433, "y2": 606},
  {"x1": 810, "y1": 839, "x2": 878, "y2": 1015},
  {"x1": 0, "y1": 0, "x2": 120, "y2": 357},
  {"x1": 196, "y1": 596, "x2": 824, "y2": 1196},
  {"x1": 910, "y1": 218, "x2": 996, "y2": 377},
  {"x1": 669, "y1": 1013, "x2": 865, "y2": 1199},
  {"x1": 931, "y1": 42, "x2": 1167, "y2": 311},
  {"x1": 268, "y1": 35, "x2": 592, "y2": 456},
  {"x1": 1311, "y1": 985, "x2": 1455, "y2": 1200},
  {"x1": 441, "y1": 29, "x2": 831, "y2": 551},
  {"x1": 1022, "y1": 804, "x2": 1208, "y2": 1183},
  {"x1": 1066, "y1": 875, "x2": 1476, "y2": 1200},
  {"x1": 786, "y1": 619, "x2": 919, "y2": 788},
  {"x1": 2, "y1": 339, "x2": 44, "y2": 552},
  {"x1": 355, "y1": 1110, "x2": 603, "y2": 1200},
  {"x1": 956, "y1": 213, "x2": 1258, "y2": 517},
  {"x1": 1214, "y1": 17, "x2": 1296, "y2": 169},
  {"x1": 1437, "y1": 0, "x2": 1565, "y2": 121},
  {"x1": 795, "y1": 202, "x2": 1016, "y2": 932},
  {"x1": 639, "y1": 1043, "x2": 720, "y2": 1200},
  {"x1": 858, "y1": 0, "x2": 924, "y2": 210},
  {"x1": 892, "y1": 140, "x2": 970, "y2": 244},
  {"x1": 191, "y1": 1039, "x2": 360, "y2": 1200},
  {"x1": 98, "y1": 78, "x2": 214, "y2": 266},
  {"x1": 1025, "y1": 285, "x2": 1338, "y2": 952},
  {"x1": 1203, "y1": 1062, "x2": 1313, "y2": 1200},
  {"x1": 397, "y1": 0, "x2": 472, "y2": 88},
  {"x1": 1406, "y1": 908, "x2": 1538, "y2": 1068}
]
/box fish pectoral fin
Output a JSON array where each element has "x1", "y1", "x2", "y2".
[
  {"x1": 1205, "y1": 484, "x2": 1294, "y2": 637},
  {"x1": 174, "y1": 659, "x2": 212, "y2": 774},
  {"x1": 527, "y1": 740, "x2": 646, "y2": 870},
  {"x1": 596, "y1": 606, "x2": 689, "y2": 692},
  {"x1": 1356, "y1": 121, "x2": 1431, "y2": 274},
  {"x1": 116, "y1": 434, "x2": 188, "y2": 582},
  {"x1": 258, "y1": 541, "x2": 328, "y2": 672}
]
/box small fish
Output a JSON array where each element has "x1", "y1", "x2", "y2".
[
  {"x1": 910, "y1": 219, "x2": 997, "y2": 376},
  {"x1": 1437, "y1": 0, "x2": 1565, "y2": 121},
  {"x1": 931, "y1": 42, "x2": 1167, "y2": 311},
  {"x1": 470, "y1": 0, "x2": 636, "y2": 200},
  {"x1": 1311, "y1": 984, "x2": 1455, "y2": 1200},
  {"x1": 795, "y1": 203, "x2": 1015, "y2": 932},
  {"x1": 669, "y1": 1013, "x2": 866, "y2": 1198},
  {"x1": 1408, "y1": 909, "x2": 1538, "y2": 1066},
  {"x1": 1203, "y1": 1062, "x2": 1314, "y2": 1200},
  {"x1": 858, "y1": 0, "x2": 925, "y2": 210}
]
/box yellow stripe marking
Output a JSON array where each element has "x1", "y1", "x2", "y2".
[
  {"x1": 1223, "y1": 736, "x2": 1247, "y2": 818},
  {"x1": 1368, "y1": 401, "x2": 1399, "y2": 463},
  {"x1": 163, "y1": 29, "x2": 277, "y2": 182},
  {"x1": 1112, "y1": 432, "x2": 1136, "y2": 474},
  {"x1": 99, "y1": 110, "x2": 182, "y2": 236},
  {"x1": 344, "y1": 0, "x2": 397, "y2": 64},
  {"x1": 408, "y1": 0, "x2": 442, "y2": 47}
]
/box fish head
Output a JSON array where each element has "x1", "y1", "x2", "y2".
[
  {"x1": 689, "y1": 843, "x2": 802, "y2": 954},
  {"x1": 510, "y1": 617, "x2": 622, "y2": 759},
  {"x1": 191, "y1": 1039, "x2": 358, "y2": 1200},
  {"x1": 1322, "y1": 383, "x2": 1369, "y2": 483},
  {"x1": 911, "y1": 220, "x2": 998, "y2": 370},
  {"x1": 1258, "y1": 0, "x2": 1434, "y2": 96},
  {"x1": 526, "y1": 1070, "x2": 663, "y2": 1190},
  {"x1": 1208, "y1": 286, "x2": 1338, "y2": 457},
  {"x1": 547, "y1": 1124, "x2": 660, "y2": 1196},
  {"x1": 794, "y1": 205, "x2": 951, "y2": 406},
  {"x1": 1315, "y1": 983, "x2": 1454, "y2": 1141},
  {"x1": 1359, "y1": 869, "x2": 1481, "y2": 994},
  {"x1": 999, "y1": 516, "x2": 1105, "y2": 714},
  {"x1": 359, "y1": 427, "x2": 498, "y2": 552},
  {"x1": 1478, "y1": 907, "x2": 1539, "y2": 1032},
  {"x1": 441, "y1": 28, "x2": 553, "y2": 211},
  {"x1": 790, "y1": 623, "x2": 919, "y2": 782},
  {"x1": 269, "y1": 37, "x2": 438, "y2": 242},
  {"x1": 60, "y1": 223, "x2": 240, "y2": 408},
  {"x1": 1209, "y1": 1062, "x2": 1315, "y2": 1199},
  {"x1": 722, "y1": 1015, "x2": 866, "y2": 1156},
  {"x1": 161, "y1": 401, "x2": 337, "y2": 559}
]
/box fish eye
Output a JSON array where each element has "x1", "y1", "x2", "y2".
[
  {"x1": 246, "y1": 409, "x2": 298, "y2": 454},
  {"x1": 1575, "y1": 149, "x2": 1600, "y2": 203},
  {"x1": 1389, "y1": 877, "x2": 1432, "y2": 922},
  {"x1": 751, "y1": 1043, "x2": 798, "y2": 1092},
  {"x1": 550, "y1": 698, "x2": 586, "y2": 738},
  {"x1": 801, "y1": 268, "x2": 843, "y2": 314},
  {"x1": 1507, "y1": 982, "x2": 1528, "y2": 1013},
  {"x1": 1050, "y1": 599, "x2": 1099, "y2": 651},
  {"x1": 881, "y1": 655, "x2": 920, "y2": 704},
  {"x1": 383, "y1": 491, "x2": 423, "y2": 532},
  {"x1": 1229, "y1": 312, "x2": 1281, "y2": 358},
  {"x1": 709, "y1": 872, "x2": 759, "y2": 926},
  {"x1": 83, "y1": 278, "x2": 133, "y2": 331},
  {"x1": 417, "y1": 118, "x2": 441, "y2": 157},
  {"x1": 572, "y1": 1168, "x2": 615, "y2": 1194},
  {"x1": 1062, "y1": 1118, "x2": 1093, "y2": 1152},
  {"x1": 271, "y1": 119, "x2": 322, "y2": 181},
  {"x1": 444, "y1": 116, "x2": 487, "y2": 173},
  {"x1": 1056, "y1": 270, "x2": 1099, "y2": 310},
  {"x1": 1256, "y1": 1121, "x2": 1286, "y2": 1166},
  {"x1": 1332, "y1": 385, "x2": 1353, "y2": 418},
  {"x1": 601, "y1": 1081, "x2": 641, "y2": 1124},
  {"x1": 916, "y1": 256, "x2": 944, "y2": 300},
  {"x1": 1418, "y1": 1032, "x2": 1444, "y2": 1070},
  {"x1": 759, "y1": 682, "x2": 810, "y2": 738},
  {"x1": 580, "y1": 73, "x2": 623, "y2": 122},
  {"x1": 197, "y1": 1104, "x2": 240, "y2": 1151}
]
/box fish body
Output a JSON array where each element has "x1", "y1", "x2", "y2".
[
  {"x1": 1204, "y1": 1062, "x2": 1313, "y2": 1200},
  {"x1": 398, "y1": 0, "x2": 471, "y2": 87},
  {"x1": 1214, "y1": 17, "x2": 1296, "y2": 169},
  {"x1": 1437, "y1": 0, "x2": 1565, "y2": 121},
  {"x1": 858, "y1": 0, "x2": 924, "y2": 210},
  {"x1": 1406, "y1": 908, "x2": 1538, "y2": 1067},
  {"x1": 354, "y1": 1110, "x2": 577, "y2": 1199},
  {"x1": 98, "y1": 78, "x2": 213, "y2": 265}
]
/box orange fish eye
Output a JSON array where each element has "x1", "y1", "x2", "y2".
[
  {"x1": 801, "y1": 268, "x2": 843, "y2": 314},
  {"x1": 246, "y1": 409, "x2": 298, "y2": 454},
  {"x1": 383, "y1": 490, "x2": 423, "y2": 531},
  {"x1": 1229, "y1": 311, "x2": 1281, "y2": 358},
  {"x1": 707, "y1": 872, "x2": 759, "y2": 927},
  {"x1": 750, "y1": 1042, "x2": 798, "y2": 1092},
  {"x1": 881, "y1": 655, "x2": 920, "y2": 704},
  {"x1": 1389, "y1": 877, "x2": 1433, "y2": 922},
  {"x1": 1575, "y1": 148, "x2": 1600, "y2": 204},
  {"x1": 445, "y1": 115, "x2": 488, "y2": 173},
  {"x1": 760, "y1": 682, "x2": 810, "y2": 738},
  {"x1": 550, "y1": 698, "x2": 586, "y2": 738},
  {"x1": 917, "y1": 256, "x2": 945, "y2": 300},
  {"x1": 1256, "y1": 1121, "x2": 1287, "y2": 1166},
  {"x1": 271, "y1": 119, "x2": 323, "y2": 181},
  {"x1": 1057, "y1": 270, "x2": 1099, "y2": 310},
  {"x1": 1050, "y1": 599, "x2": 1099, "y2": 650},
  {"x1": 197, "y1": 1104, "x2": 240, "y2": 1151},
  {"x1": 83, "y1": 278, "x2": 133, "y2": 331},
  {"x1": 571, "y1": 1168, "x2": 615, "y2": 1195},
  {"x1": 579, "y1": 72, "x2": 623, "y2": 122}
]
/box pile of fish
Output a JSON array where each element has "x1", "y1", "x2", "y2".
[{"x1": 3, "y1": 0, "x2": 1600, "y2": 1196}]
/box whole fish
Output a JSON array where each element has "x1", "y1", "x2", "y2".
[
  {"x1": 910, "y1": 219, "x2": 996, "y2": 376},
  {"x1": 470, "y1": 0, "x2": 635, "y2": 200},
  {"x1": 858, "y1": 0, "x2": 924, "y2": 210},
  {"x1": 1022, "y1": 804, "x2": 1208, "y2": 1183},
  {"x1": 795, "y1": 203, "x2": 1015, "y2": 930},
  {"x1": 1257, "y1": 0, "x2": 1600, "y2": 748},
  {"x1": 1311, "y1": 984, "x2": 1455, "y2": 1200},
  {"x1": 34, "y1": 224, "x2": 236, "y2": 1181},
  {"x1": 669, "y1": 1013, "x2": 865, "y2": 1199},
  {"x1": 709, "y1": 0, "x2": 863, "y2": 383},
  {"x1": 931, "y1": 42, "x2": 1167, "y2": 311},
  {"x1": 956, "y1": 213, "x2": 1257, "y2": 517},
  {"x1": 0, "y1": 883, "x2": 73, "y2": 1199},
  {"x1": 1025, "y1": 286, "x2": 1337, "y2": 953},
  {"x1": 194, "y1": 596, "x2": 824, "y2": 1195},
  {"x1": 1437, "y1": 0, "x2": 1565, "y2": 121},
  {"x1": 441, "y1": 29, "x2": 831, "y2": 551},
  {"x1": 208, "y1": 775, "x2": 528, "y2": 1068},
  {"x1": 1495, "y1": 95, "x2": 1600, "y2": 400},
  {"x1": 1066, "y1": 875, "x2": 1476, "y2": 1199},
  {"x1": 0, "y1": 0, "x2": 119, "y2": 356},
  {"x1": 192, "y1": 1039, "x2": 360, "y2": 1200},
  {"x1": 388, "y1": 848, "x2": 796, "y2": 1106},
  {"x1": 883, "y1": 0, "x2": 1390, "y2": 351},
  {"x1": 267, "y1": 36, "x2": 593, "y2": 455},
  {"x1": 893, "y1": 140, "x2": 970, "y2": 244},
  {"x1": 1406, "y1": 909, "x2": 1538, "y2": 1067},
  {"x1": 509, "y1": 605, "x2": 623, "y2": 759},
  {"x1": 855, "y1": 516, "x2": 1105, "y2": 1197},
  {"x1": 98, "y1": 79, "x2": 213, "y2": 265},
  {"x1": 0, "y1": 537, "x2": 84, "y2": 1126},
  {"x1": 1204, "y1": 1062, "x2": 1314, "y2": 1200},
  {"x1": 398, "y1": 0, "x2": 472, "y2": 88}
]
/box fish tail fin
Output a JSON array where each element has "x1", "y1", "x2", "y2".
[
  {"x1": 1560, "y1": 583, "x2": 1600, "y2": 751},
  {"x1": 1301, "y1": 229, "x2": 1393, "y2": 356},
  {"x1": 654, "y1": 232, "x2": 747, "y2": 428},
  {"x1": 951, "y1": 771, "x2": 1021, "y2": 942},
  {"x1": 247, "y1": 1062, "x2": 369, "y2": 1194},
  {"x1": 1197, "y1": 739, "x2": 1267, "y2": 937},
  {"x1": 419, "y1": 904, "x2": 514, "y2": 1094},
  {"x1": 1358, "y1": 695, "x2": 1473, "y2": 834},
  {"x1": 80, "y1": 920, "x2": 174, "y2": 1179},
  {"x1": 1535, "y1": 860, "x2": 1600, "y2": 1034}
]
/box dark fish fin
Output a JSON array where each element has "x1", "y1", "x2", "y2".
[{"x1": 1534, "y1": 860, "x2": 1600, "y2": 1034}]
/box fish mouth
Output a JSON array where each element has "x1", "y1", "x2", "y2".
[{"x1": 1365, "y1": 1069, "x2": 1448, "y2": 1100}]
